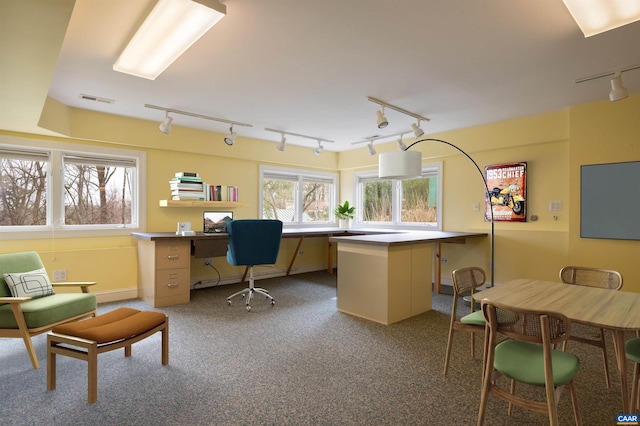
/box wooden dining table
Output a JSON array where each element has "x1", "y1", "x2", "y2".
[{"x1": 473, "y1": 278, "x2": 640, "y2": 413}]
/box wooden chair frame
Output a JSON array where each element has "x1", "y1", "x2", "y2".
[
  {"x1": 0, "y1": 282, "x2": 96, "y2": 369},
  {"x1": 443, "y1": 267, "x2": 486, "y2": 375},
  {"x1": 559, "y1": 265, "x2": 622, "y2": 388},
  {"x1": 478, "y1": 300, "x2": 581, "y2": 426}
]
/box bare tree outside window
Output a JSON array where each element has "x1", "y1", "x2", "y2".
[
  {"x1": 262, "y1": 178, "x2": 295, "y2": 222},
  {"x1": 302, "y1": 181, "x2": 330, "y2": 222},
  {"x1": 362, "y1": 180, "x2": 392, "y2": 222},
  {"x1": 0, "y1": 158, "x2": 47, "y2": 226},
  {"x1": 64, "y1": 162, "x2": 133, "y2": 225}
]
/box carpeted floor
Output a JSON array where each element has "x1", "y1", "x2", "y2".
[{"x1": 0, "y1": 271, "x2": 630, "y2": 425}]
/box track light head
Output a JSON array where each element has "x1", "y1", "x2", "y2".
[
  {"x1": 159, "y1": 112, "x2": 173, "y2": 134},
  {"x1": 367, "y1": 141, "x2": 377, "y2": 156},
  {"x1": 411, "y1": 122, "x2": 424, "y2": 137},
  {"x1": 224, "y1": 125, "x2": 237, "y2": 145},
  {"x1": 609, "y1": 73, "x2": 629, "y2": 102},
  {"x1": 313, "y1": 141, "x2": 324, "y2": 156},
  {"x1": 277, "y1": 135, "x2": 286, "y2": 151},
  {"x1": 376, "y1": 108, "x2": 388, "y2": 129},
  {"x1": 397, "y1": 136, "x2": 407, "y2": 151}
]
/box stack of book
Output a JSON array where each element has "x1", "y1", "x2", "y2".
[{"x1": 170, "y1": 172, "x2": 205, "y2": 200}]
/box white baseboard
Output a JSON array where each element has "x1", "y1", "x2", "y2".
[{"x1": 95, "y1": 287, "x2": 138, "y2": 304}]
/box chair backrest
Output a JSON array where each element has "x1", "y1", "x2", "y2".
[
  {"x1": 559, "y1": 266, "x2": 622, "y2": 290},
  {"x1": 482, "y1": 299, "x2": 571, "y2": 346},
  {"x1": 0, "y1": 251, "x2": 45, "y2": 298},
  {"x1": 452, "y1": 267, "x2": 486, "y2": 296},
  {"x1": 226, "y1": 220, "x2": 283, "y2": 267}
]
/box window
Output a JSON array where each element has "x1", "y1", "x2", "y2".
[
  {"x1": 0, "y1": 136, "x2": 145, "y2": 238},
  {"x1": 260, "y1": 165, "x2": 337, "y2": 226},
  {"x1": 354, "y1": 162, "x2": 442, "y2": 229}
]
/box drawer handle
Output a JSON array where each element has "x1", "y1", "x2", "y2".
[
  {"x1": 167, "y1": 283, "x2": 179, "y2": 288},
  {"x1": 166, "y1": 255, "x2": 180, "y2": 260}
]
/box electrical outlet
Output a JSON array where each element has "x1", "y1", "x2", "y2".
[
  {"x1": 298, "y1": 250, "x2": 304, "y2": 256},
  {"x1": 549, "y1": 200, "x2": 562, "y2": 211},
  {"x1": 441, "y1": 256, "x2": 448, "y2": 265},
  {"x1": 53, "y1": 269, "x2": 67, "y2": 282},
  {"x1": 473, "y1": 202, "x2": 480, "y2": 211},
  {"x1": 204, "y1": 258, "x2": 212, "y2": 266}
]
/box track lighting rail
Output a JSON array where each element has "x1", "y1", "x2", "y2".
[
  {"x1": 144, "y1": 104, "x2": 252, "y2": 128},
  {"x1": 366, "y1": 97, "x2": 430, "y2": 123}
]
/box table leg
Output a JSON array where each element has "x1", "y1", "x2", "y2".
[
  {"x1": 434, "y1": 242, "x2": 442, "y2": 294},
  {"x1": 328, "y1": 239, "x2": 333, "y2": 273},
  {"x1": 612, "y1": 329, "x2": 630, "y2": 412},
  {"x1": 287, "y1": 236, "x2": 305, "y2": 275}
]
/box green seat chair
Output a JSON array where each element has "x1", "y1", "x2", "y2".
[
  {"x1": 443, "y1": 267, "x2": 486, "y2": 375},
  {"x1": 626, "y1": 337, "x2": 640, "y2": 411},
  {"x1": 477, "y1": 300, "x2": 582, "y2": 426},
  {"x1": 0, "y1": 251, "x2": 97, "y2": 368}
]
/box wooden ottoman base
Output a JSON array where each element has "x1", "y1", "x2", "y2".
[{"x1": 46, "y1": 307, "x2": 169, "y2": 403}]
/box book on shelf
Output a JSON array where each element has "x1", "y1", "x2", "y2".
[
  {"x1": 208, "y1": 185, "x2": 227, "y2": 201},
  {"x1": 171, "y1": 191, "x2": 206, "y2": 200},
  {"x1": 227, "y1": 185, "x2": 238, "y2": 202},
  {"x1": 170, "y1": 177, "x2": 202, "y2": 183},
  {"x1": 175, "y1": 172, "x2": 199, "y2": 178},
  {"x1": 170, "y1": 181, "x2": 203, "y2": 190}
]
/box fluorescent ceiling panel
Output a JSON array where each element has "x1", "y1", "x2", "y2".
[
  {"x1": 563, "y1": 0, "x2": 640, "y2": 37},
  {"x1": 113, "y1": 0, "x2": 225, "y2": 80}
]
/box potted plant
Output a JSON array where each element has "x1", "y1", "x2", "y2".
[{"x1": 335, "y1": 200, "x2": 355, "y2": 228}]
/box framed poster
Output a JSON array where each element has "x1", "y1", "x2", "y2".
[{"x1": 484, "y1": 162, "x2": 527, "y2": 222}]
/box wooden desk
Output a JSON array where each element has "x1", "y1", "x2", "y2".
[
  {"x1": 132, "y1": 228, "x2": 383, "y2": 307},
  {"x1": 329, "y1": 231, "x2": 487, "y2": 325},
  {"x1": 474, "y1": 279, "x2": 640, "y2": 412}
]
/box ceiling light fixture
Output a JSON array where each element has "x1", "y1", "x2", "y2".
[
  {"x1": 397, "y1": 134, "x2": 408, "y2": 151},
  {"x1": 609, "y1": 72, "x2": 629, "y2": 102},
  {"x1": 158, "y1": 111, "x2": 173, "y2": 134},
  {"x1": 376, "y1": 108, "x2": 388, "y2": 129},
  {"x1": 145, "y1": 104, "x2": 252, "y2": 137},
  {"x1": 276, "y1": 134, "x2": 287, "y2": 151},
  {"x1": 575, "y1": 63, "x2": 640, "y2": 102},
  {"x1": 562, "y1": 0, "x2": 640, "y2": 37},
  {"x1": 265, "y1": 128, "x2": 335, "y2": 154},
  {"x1": 350, "y1": 131, "x2": 412, "y2": 154},
  {"x1": 367, "y1": 96, "x2": 430, "y2": 130},
  {"x1": 367, "y1": 141, "x2": 377, "y2": 156},
  {"x1": 313, "y1": 141, "x2": 324, "y2": 156},
  {"x1": 113, "y1": 0, "x2": 226, "y2": 80},
  {"x1": 224, "y1": 125, "x2": 237, "y2": 146},
  {"x1": 412, "y1": 121, "x2": 425, "y2": 137}
]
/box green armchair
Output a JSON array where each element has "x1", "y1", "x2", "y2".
[{"x1": 0, "y1": 251, "x2": 97, "y2": 369}]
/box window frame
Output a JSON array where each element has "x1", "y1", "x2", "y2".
[
  {"x1": 0, "y1": 135, "x2": 146, "y2": 239},
  {"x1": 353, "y1": 161, "x2": 443, "y2": 230},
  {"x1": 259, "y1": 165, "x2": 338, "y2": 227}
]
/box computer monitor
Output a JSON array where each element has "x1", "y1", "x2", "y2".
[{"x1": 203, "y1": 211, "x2": 233, "y2": 233}]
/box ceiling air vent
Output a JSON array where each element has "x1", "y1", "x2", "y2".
[{"x1": 79, "y1": 94, "x2": 115, "y2": 104}]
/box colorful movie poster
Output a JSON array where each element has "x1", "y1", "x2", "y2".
[{"x1": 485, "y1": 162, "x2": 527, "y2": 222}]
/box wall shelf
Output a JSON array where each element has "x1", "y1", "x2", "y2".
[{"x1": 159, "y1": 200, "x2": 249, "y2": 208}]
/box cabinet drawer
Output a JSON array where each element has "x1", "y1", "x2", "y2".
[
  {"x1": 155, "y1": 268, "x2": 190, "y2": 299},
  {"x1": 155, "y1": 241, "x2": 190, "y2": 269}
]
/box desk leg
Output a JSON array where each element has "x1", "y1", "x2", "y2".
[
  {"x1": 328, "y1": 239, "x2": 333, "y2": 273},
  {"x1": 612, "y1": 329, "x2": 630, "y2": 412},
  {"x1": 434, "y1": 242, "x2": 442, "y2": 294},
  {"x1": 287, "y1": 236, "x2": 305, "y2": 276}
]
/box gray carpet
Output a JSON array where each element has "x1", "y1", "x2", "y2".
[{"x1": 0, "y1": 271, "x2": 628, "y2": 425}]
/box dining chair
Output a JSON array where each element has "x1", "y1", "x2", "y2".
[
  {"x1": 477, "y1": 300, "x2": 582, "y2": 426},
  {"x1": 226, "y1": 219, "x2": 283, "y2": 311},
  {"x1": 443, "y1": 267, "x2": 486, "y2": 375},
  {"x1": 626, "y1": 337, "x2": 640, "y2": 411},
  {"x1": 559, "y1": 265, "x2": 623, "y2": 388}
]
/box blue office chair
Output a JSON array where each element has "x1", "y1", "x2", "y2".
[{"x1": 226, "y1": 219, "x2": 283, "y2": 311}]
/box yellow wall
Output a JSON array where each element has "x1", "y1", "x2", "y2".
[{"x1": 2, "y1": 92, "x2": 639, "y2": 300}]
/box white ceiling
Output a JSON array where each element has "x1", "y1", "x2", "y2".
[{"x1": 18, "y1": 0, "x2": 640, "y2": 151}]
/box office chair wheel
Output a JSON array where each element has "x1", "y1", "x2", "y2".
[
  {"x1": 227, "y1": 299, "x2": 231, "y2": 306},
  {"x1": 246, "y1": 305, "x2": 251, "y2": 312},
  {"x1": 271, "y1": 300, "x2": 275, "y2": 306}
]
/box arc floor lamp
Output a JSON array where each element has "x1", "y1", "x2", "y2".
[{"x1": 369, "y1": 98, "x2": 495, "y2": 286}]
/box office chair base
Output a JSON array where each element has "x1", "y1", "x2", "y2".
[{"x1": 227, "y1": 287, "x2": 275, "y2": 311}]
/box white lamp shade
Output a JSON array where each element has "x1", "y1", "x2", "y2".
[
  {"x1": 159, "y1": 115, "x2": 173, "y2": 133},
  {"x1": 378, "y1": 151, "x2": 422, "y2": 179}
]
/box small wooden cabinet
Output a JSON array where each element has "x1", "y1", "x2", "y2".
[{"x1": 137, "y1": 239, "x2": 190, "y2": 307}]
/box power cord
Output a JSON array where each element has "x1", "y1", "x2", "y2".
[{"x1": 193, "y1": 259, "x2": 222, "y2": 289}]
